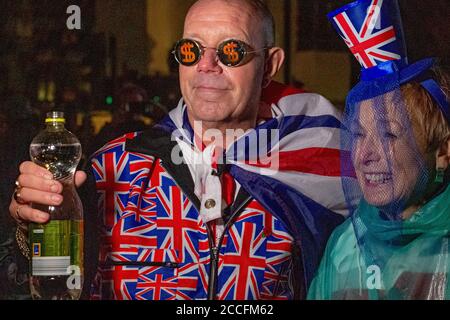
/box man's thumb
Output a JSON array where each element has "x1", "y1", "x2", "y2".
[{"x1": 74, "y1": 171, "x2": 87, "y2": 188}]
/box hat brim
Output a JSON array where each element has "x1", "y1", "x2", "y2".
[
  {"x1": 398, "y1": 58, "x2": 435, "y2": 85},
  {"x1": 348, "y1": 58, "x2": 436, "y2": 104}
]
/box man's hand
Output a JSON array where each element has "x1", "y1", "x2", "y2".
[{"x1": 9, "y1": 161, "x2": 87, "y2": 224}]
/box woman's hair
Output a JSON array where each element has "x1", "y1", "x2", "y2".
[{"x1": 402, "y1": 66, "x2": 450, "y2": 153}]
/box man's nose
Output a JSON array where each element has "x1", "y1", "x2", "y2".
[{"x1": 197, "y1": 48, "x2": 222, "y2": 73}]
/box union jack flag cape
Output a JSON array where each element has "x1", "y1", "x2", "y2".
[{"x1": 155, "y1": 82, "x2": 352, "y2": 288}]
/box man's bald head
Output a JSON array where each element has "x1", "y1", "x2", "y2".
[
  {"x1": 186, "y1": 0, "x2": 275, "y2": 47},
  {"x1": 179, "y1": 0, "x2": 285, "y2": 132}
]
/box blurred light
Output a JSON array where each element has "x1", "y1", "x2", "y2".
[
  {"x1": 76, "y1": 112, "x2": 84, "y2": 127},
  {"x1": 153, "y1": 96, "x2": 161, "y2": 104},
  {"x1": 47, "y1": 82, "x2": 55, "y2": 102},
  {"x1": 106, "y1": 96, "x2": 113, "y2": 105},
  {"x1": 80, "y1": 82, "x2": 92, "y2": 94},
  {"x1": 38, "y1": 82, "x2": 46, "y2": 102},
  {"x1": 91, "y1": 110, "x2": 112, "y2": 134}
]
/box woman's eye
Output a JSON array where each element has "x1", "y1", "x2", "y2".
[
  {"x1": 383, "y1": 132, "x2": 398, "y2": 139},
  {"x1": 351, "y1": 131, "x2": 365, "y2": 138}
]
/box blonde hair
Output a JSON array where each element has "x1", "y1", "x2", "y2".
[{"x1": 402, "y1": 67, "x2": 450, "y2": 153}]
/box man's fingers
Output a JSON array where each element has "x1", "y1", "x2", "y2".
[
  {"x1": 11, "y1": 163, "x2": 86, "y2": 225},
  {"x1": 9, "y1": 200, "x2": 50, "y2": 224},
  {"x1": 75, "y1": 171, "x2": 87, "y2": 188},
  {"x1": 17, "y1": 174, "x2": 63, "y2": 194},
  {"x1": 14, "y1": 203, "x2": 50, "y2": 224},
  {"x1": 18, "y1": 188, "x2": 63, "y2": 206},
  {"x1": 19, "y1": 161, "x2": 54, "y2": 180}
]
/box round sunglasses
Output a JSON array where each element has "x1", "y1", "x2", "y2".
[{"x1": 172, "y1": 38, "x2": 269, "y2": 67}]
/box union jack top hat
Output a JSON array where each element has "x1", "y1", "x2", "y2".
[{"x1": 328, "y1": 0, "x2": 449, "y2": 122}]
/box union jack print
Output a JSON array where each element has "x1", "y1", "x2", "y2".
[
  {"x1": 217, "y1": 202, "x2": 293, "y2": 300},
  {"x1": 331, "y1": 0, "x2": 401, "y2": 68},
  {"x1": 91, "y1": 138, "x2": 296, "y2": 300},
  {"x1": 90, "y1": 81, "x2": 347, "y2": 300}
]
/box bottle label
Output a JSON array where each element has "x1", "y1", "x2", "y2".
[
  {"x1": 30, "y1": 220, "x2": 83, "y2": 276},
  {"x1": 32, "y1": 256, "x2": 71, "y2": 276}
]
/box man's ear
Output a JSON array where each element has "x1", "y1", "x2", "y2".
[
  {"x1": 262, "y1": 47, "x2": 285, "y2": 88},
  {"x1": 435, "y1": 136, "x2": 450, "y2": 170}
]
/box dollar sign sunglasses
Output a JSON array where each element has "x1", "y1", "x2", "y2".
[{"x1": 172, "y1": 38, "x2": 269, "y2": 67}]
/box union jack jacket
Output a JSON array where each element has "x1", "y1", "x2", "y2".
[
  {"x1": 83, "y1": 82, "x2": 347, "y2": 300},
  {"x1": 87, "y1": 129, "x2": 298, "y2": 300}
]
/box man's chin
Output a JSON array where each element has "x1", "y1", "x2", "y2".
[
  {"x1": 189, "y1": 105, "x2": 230, "y2": 124},
  {"x1": 191, "y1": 115, "x2": 228, "y2": 125}
]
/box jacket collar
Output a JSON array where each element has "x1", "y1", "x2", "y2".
[
  {"x1": 124, "y1": 127, "x2": 251, "y2": 216},
  {"x1": 125, "y1": 127, "x2": 200, "y2": 209}
]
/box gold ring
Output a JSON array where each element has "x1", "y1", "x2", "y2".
[
  {"x1": 13, "y1": 188, "x2": 26, "y2": 204},
  {"x1": 13, "y1": 180, "x2": 26, "y2": 204},
  {"x1": 15, "y1": 205, "x2": 24, "y2": 221}
]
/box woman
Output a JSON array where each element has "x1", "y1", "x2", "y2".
[{"x1": 308, "y1": 0, "x2": 450, "y2": 300}]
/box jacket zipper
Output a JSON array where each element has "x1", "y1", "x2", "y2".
[
  {"x1": 206, "y1": 195, "x2": 252, "y2": 300},
  {"x1": 159, "y1": 160, "x2": 252, "y2": 300},
  {"x1": 207, "y1": 244, "x2": 219, "y2": 300}
]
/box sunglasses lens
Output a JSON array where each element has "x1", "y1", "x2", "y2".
[
  {"x1": 218, "y1": 40, "x2": 246, "y2": 66},
  {"x1": 175, "y1": 39, "x2": 201, "y2": 66}
]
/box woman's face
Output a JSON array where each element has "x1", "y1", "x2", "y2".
[{"x1": 351, "y1": 94, "x2": 431, "y2": 209}]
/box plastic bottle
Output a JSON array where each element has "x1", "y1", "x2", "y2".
[{"x1": 28, "y1": 111, "x2": 83, "y2": 300}]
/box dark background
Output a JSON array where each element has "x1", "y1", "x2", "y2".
[{"x1": 0, "y1": 0, "x2": 448, "y2": 299}]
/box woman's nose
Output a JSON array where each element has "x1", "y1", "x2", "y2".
[{"x1": 355, "y1": 136, "x2": 382, "y2": 166}]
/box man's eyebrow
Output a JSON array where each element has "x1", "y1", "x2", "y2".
[
  {"x1": 183, "y1": 32, "x2": 250, "y2": 44},
  {"x1": 183, "y1": 33, "x2": 204, "y2": 40}
]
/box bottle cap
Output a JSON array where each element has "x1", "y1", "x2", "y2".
[{"x1": 45, "y1": 111, "x2": 65, "y2": 124}]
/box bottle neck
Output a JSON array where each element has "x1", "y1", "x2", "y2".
[{"x1": 46, "y1": 121, "x2": 66, "y2": 131}]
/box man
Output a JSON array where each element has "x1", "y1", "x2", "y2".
[{"x1": 9, "y1": 0, "x2": 349, "y2": 300}]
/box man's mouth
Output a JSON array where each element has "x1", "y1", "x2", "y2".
[
  {"x1": 193, "y1": 77, "x2": 230, "y2": 89},
  {"x1": 364, "y1": 173, "x2": 392, "y2": 185},
  {"x1": 196, "y1": 86, "x2": 228, "y2": 91}
]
